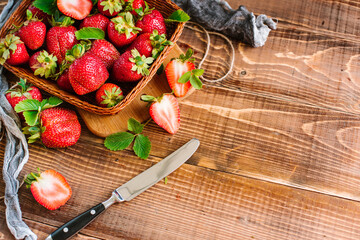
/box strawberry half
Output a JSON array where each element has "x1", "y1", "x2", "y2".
[
  {"x1": 29, "y1": 50, "x2": 58, "y2": 79},
  {"x1": 25, "y1": 169, "x2": 72, "y2": 210},
  {"x1": 0, "y1": 34, "x2": 29, "y2": 66},
  {"x1": 107, "y1": 12, "x2": 141, "y2": 48},
  {"x1": 95, "y1": 83, "x2": 124, "y2": 107},
  {"x1": 57, "y1": 0, "x2": 93, "y2": 20},
  {"x1": 141, "y1": 94, "x2": 180, "y2": 134}
]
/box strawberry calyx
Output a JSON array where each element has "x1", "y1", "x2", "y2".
[
  {"x1": 134, "y1": 1, "x2": 154, "y2": 20},
  {"x1": 129, "y1": 49, "x2": 154, "y2": 76},
  {"x1": 100, "y1": 0, "x2": 125, "y2": 15},
  {"x1": 150, "y1": 29, "x2": 172, "y2": 59},
  {"x1": 101, "y1": 87, "x2": 125, "y2": 107},
  {"x1": 6, "y1": 78, "x2": 33, "y2": 98},
  {"x1": 32, "y1": 50, "x2": 58, "y2": 79},
  {"x1": 141, "y1": 93, "x2": 171, "y2": 103},
  {"x1": 112, "y1": 12, "x2": 142, "y2": 39},
  {"x1": 25, "y1": 168, "x2": 42, "y2": 188},
  {"x1": 0, "y1": 34, "x2": 22, "y2": 65},
  {"x1": 49, "y1": 11, "x2": 75, "y2": 27},
  {"x1": 175, "y1": 48, "x2": 195, "y2": 63}
]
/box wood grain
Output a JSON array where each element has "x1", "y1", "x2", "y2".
[{"x1": 178, "y1": 0, "x2": 360, "y2": 115}]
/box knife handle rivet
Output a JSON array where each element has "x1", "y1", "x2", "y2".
[
  {"x1": 90, "y1": 210, "x2": 96, "y2": 215},
  {"x1": 63, "y1": 227, "x2": 69, "y2": 233}
]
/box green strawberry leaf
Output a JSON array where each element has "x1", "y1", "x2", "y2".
[
  {"x1": 33, "y1": 0, "x2": 58, "y2": 15},
  {"x1": 75, "y1": 27, "x2": 105, "y2": 40},
  {"x1": 165, "y1": 10, "x2": 190, "y2": 23},
  {"x1": 14, "y1": 99, "x2": 41, "y2": 113},
  {"x1": 192, "y1": 69, "x2": 204, "y2": 77},
  {"x1": 190, "y1": 75, "x2": 203, "y2": 89},
  {"x1": 133, "y1": 134, "x2": 151, "y2": 159},
  {"x1": 178, "y1": 71, "x2": 191, "y2": 83},
  {"x1": 42, "y1": 96, "x2": 63, "y2": 109},
  {"x1": 104, "y1": 132, "x2": 135, "y2": 151},
  {"x1": 23, "y1": 111, "x2": 40, "y2": 127},
  {"x1": 128, "y1": 118, "x2": 144, "y2": 134}
]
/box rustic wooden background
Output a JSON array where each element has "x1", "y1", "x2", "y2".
[{"x1": 2, "y1": 0, "x2": 360, "y2": 239}]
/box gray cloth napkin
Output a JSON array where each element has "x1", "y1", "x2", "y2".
[{"x1": 1, "y1": 0, "x2": 37, "y2": 239}]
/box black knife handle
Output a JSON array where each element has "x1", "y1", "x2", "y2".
[{"x1": 49, "y1": 203, "x2": 105, "y2": 240}]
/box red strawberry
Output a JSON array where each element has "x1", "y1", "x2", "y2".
[
  {"x1": 165, "y1": 49, "x2": 205, "y2": 98},
  {"x1": 136, "y1": 9, "x2": 166, "y2": 35},
  {"x1": 25, "y1": 169, "x2": 72, "y2": 210},
  {"x1": 5, "y1": 78, "x2": 42, "y2": 120},
  {"x1": 107, "y1": 12, "x2": 141, "y2": 48},
  {"x1": 28, "y1": 5, "x2": 51, "y2": 26},
  {"x1": 57, "y1": 69, "x2": 74, "y2": 93},
  {"x1": 0, "y1": 34, "x2": 29, "y2": 66},
  {"x1": 88, "y1": 39, "x2": 120, "y2": 69},
  {"x1": 127, "y1": 30, "x2": 172, "y2": 58},
  {"x1": 98, "y1": 0, "x2": 124, "y2": 17},
  {"x1": 124, "y1": 0, "x2": 145, "y2": 16},
  {"x1": 16, "y1": 10, "x2": 46, "y2": 50},
  {"x1": 46, "y1": 18, "x2": 78, "y2": 64},
  {"x1": 79, "y1": 13, "x2": 110, "y2": 32},
  {"x1": 141, "y1": 94, "x2": 180, "y2": 134},
  {"x1": 69, "y1": 48, "x2": 109, "y2": 95},
  {"x1": 29, "y1": 50, "x2": 57, "y2": 79},
  {"x1": 57, "y1": 0, "x2": 93, "y2": 20},
  {"x1": 40, "y1": 107, "x2": 81, "y2": 148},
  {"x1": 112, "y1": 49, "x2": 153, "y2": 82},
  {"x1": 95, "y1": 83, "x2": 124, "y2": 107}
]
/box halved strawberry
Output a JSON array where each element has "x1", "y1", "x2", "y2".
[
  {"x1": 25, "y1": 169, "x2": 72, "y2": 210},
  {"x1": 141, "y1": 94, "x2": 180, "y2": 134},
  {"x1": 57, "y1": 0, "x2": 93, "y2": 20},
  {"x1": 165, "y1": 49, "x2": 204, "y2": 98}
]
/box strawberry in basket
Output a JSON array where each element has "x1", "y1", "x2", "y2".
[
  {"x1": 124, "y1": 0, "x2": 145, "y2": 17},
  {"x1": 108, "y1": 12, "x2": 141, "y2": 48},
  {"x1": 87, "y1": 39, "x2": 120, "y2": 70},
  {"x1": 135, "y1": 3, "x2": 166, "y2": 35},
  {"x1": 0, "y1": 34, "x2": 29, "y2": 66},
  {"x1": 29, "y1": 50, "x2": 58, "y2": 79},
  {"x1": 79, "y1": 13, "x2": 110, "y2": 33},
  {"x1": 28, "y1": 4, "x2": 51, "y2": 26},
  {"x1": 96, "y1": 83, "x2": 124, "y2": 108}
]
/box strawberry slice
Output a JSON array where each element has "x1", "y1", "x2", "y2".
[
  {"x1": 141, "y1": 94, "x2": 180, "y2": 134},
  {"x1": 165, "y1": 49, "x2": 196, "y2": 98},
  {"x1": 25, "y1": 169, "x2": 72, "y2": 210},
  {"x1": 57, "y1": 0, "x2": 93, "y2": 20}
]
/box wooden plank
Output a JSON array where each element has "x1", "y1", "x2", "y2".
[
  {"x1": 1, "y1": 140, "x2": 360, "y2": 240},
  {"x1": 177, "y1": 0, "x2": 360, "y2": 115}
]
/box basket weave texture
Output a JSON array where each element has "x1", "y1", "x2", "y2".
[{"x1": 0, "y1": 0, "x2": 185, "y2": 115}]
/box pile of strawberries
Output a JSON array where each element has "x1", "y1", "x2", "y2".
[{"x1": 1, "y1": 0, "x2": 172, "y2": 108}]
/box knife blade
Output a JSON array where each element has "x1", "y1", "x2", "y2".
[{"x1": 45, "y1": 138, "x2": 200, "y2": 240}]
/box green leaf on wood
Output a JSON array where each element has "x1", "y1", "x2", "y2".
[
  {"x1": 165, "y1": 10, "x2": 190, "y2": 23},
  {"x1": 104, "y1": 132, "x2": 135, "y2": 151},
  {"x1": 190, "y1": 75, "x2": 203, "y2": 89},
  {"x1": 133, "y1": 134, "x2": 151, "y2": 159},
  {"x1": 128, "y1": 118, "x2": 144, "y2": 134}
]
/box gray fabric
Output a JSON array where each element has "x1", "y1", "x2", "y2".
[
  {"x1": 1, "y1": 0, "x2": 37, "y2": 239},
  {"x1": 172, "y1": 0, "x2": 277, "y2": 47}
]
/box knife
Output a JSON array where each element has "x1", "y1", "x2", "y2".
[{"x1": 45, "y1": 138, "x2": 200, "y2": 240}]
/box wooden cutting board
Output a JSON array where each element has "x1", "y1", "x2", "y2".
[{"x1": 77, "y1": 44, "x2": 192, "y2": 137}]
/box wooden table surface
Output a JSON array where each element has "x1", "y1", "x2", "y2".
[{"x1": 1, "y1": 0, "x2": 360, "y2": 239}]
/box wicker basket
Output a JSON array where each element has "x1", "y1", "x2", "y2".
[{"x1": 0, "y1": 0, "x2": 185, "y2": 115}]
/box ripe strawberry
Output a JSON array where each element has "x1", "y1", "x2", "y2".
[
  {"x1": 88, "y1": 39, "x2": 120, "y2": 69},
  {"x1": 98, "y1": 0, "x2": 124, "y2": 17},
  {"x1": 40, "y1": 107, "x2": 81, "y2": 148},
  {"x1": 141, "y1": 94, "x2": 180, "y2": 134},
  {"x1": 136, "y1": 9, "x2": 166, "y2": 35},
  {"x1": 29, "y1": 50, "x2": 57, "y2": 79},
  {"x1": 127, "y1": 30, "x2": 172, "y2": 58},
  {"x1": 57, "y1": 69, "x2": 74, "y2": 93},
  {"x1": 95, "y1": 83, "x2": 124, "y2": 107},
  {"x1": 107, "y1": 12, "x2": 141, "y2": 48},
  {"x1": 68, "y1": 46, "x2": 109, "y2": 95},
  {"x1": 28, "y1": 5, "x2": 51, "y2": 26},
  {"x1": 79, "y1": 13, "x2": 110, "y2": 32},
  {"x1": 0, "y1": 34, "x2": 29, "y2": 66},
  {"x1": 15, "y1": 97, "x2": 81, "y2": 148},
  {"x1": 16, "y1": 10, "x2": 46, "y2": 50},
  {"x1": 46, "y1": 17, "x2": 78, "y2": 64},
  {"x1": 25, "y1": 169, "x2": 72, "y2": 210},
  {"x1": 112, "y1": 49, "x2": 153, "y2": 82},
  {"x1": 5, "y1": 78, "x2": 42, "y2": 120},
  {"x1": 124, "y1": 0, "x2": 145, "y2": 16},
  {"x1": 57, "y1": 0, "x2": 93, "y2": 20}
]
